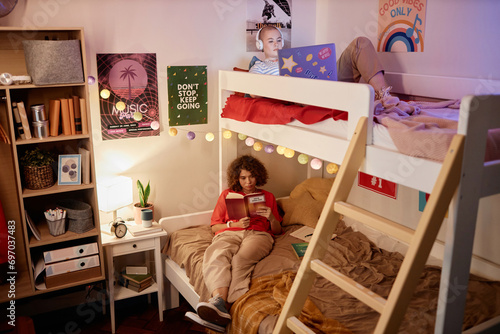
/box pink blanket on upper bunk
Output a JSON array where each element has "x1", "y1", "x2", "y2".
[
  {"x1": 221, "y1": 94, "x2": 500, "y2": 162},
  {"x1": 374, "y1": 98, "x2": 500, "y2": 161}
]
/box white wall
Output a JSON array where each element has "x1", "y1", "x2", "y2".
[{"x1": 0, "y1": 0, "x2": 316, "y2": 222}]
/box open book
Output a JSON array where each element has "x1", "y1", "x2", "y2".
[{"x1": 225, "y1": 192, "x2": 266, "y2": 220}]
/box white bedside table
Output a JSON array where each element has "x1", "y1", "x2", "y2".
[{"x1": 101, "y1": 227, "x2": 167, "y2": 333}]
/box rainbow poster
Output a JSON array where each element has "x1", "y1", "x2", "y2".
[{"x1": 377, "y1": 0, "x2": 427, "y2": 52}]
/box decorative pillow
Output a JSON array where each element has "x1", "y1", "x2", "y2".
[{"x1": 278, "y1": 177, "x2": 335, "y2": 228}]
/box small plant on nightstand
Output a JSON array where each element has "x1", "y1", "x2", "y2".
[{"x1": 134, "y1": 180, "x2": 154, "y2": 224}]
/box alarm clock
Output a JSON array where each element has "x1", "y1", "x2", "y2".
[{"x1": 110, "y1": 220, "x2": 127, "y2": 238}]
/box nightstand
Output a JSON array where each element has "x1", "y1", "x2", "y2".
[{"x1": 101, "y1": 227, "x2": 167, "y2": 333}]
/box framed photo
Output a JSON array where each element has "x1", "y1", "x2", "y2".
[{"x1": 58, "y1": 154, "x2": 81, "y2": 185}]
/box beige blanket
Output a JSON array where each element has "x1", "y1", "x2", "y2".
[{"x1": 163, "y1": 222, "x2": 500, "y2": 333}]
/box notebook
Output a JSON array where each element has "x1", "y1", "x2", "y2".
[{"x1": 278, "y1": 43, "x2": 337, "y2": 81}]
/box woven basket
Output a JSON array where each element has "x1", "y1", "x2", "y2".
[{"x1": 23, "y1": 165, "x2": 54, "y2": 190}]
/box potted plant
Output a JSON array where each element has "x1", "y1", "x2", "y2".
[
  {"x1": 134, "y1": 180, "x2": 154, "y2": 224},
  {"x1": 20, "y1": 147, "x2": 55, "y2": 189}
]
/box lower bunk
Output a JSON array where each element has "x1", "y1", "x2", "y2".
[{"x1": 159, "y1": 178, "x2": 500, "y2": 333}]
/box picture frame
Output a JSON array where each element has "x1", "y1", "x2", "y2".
[{"x1": 58, "y1": 154, "x2": 81, "y2": 185}]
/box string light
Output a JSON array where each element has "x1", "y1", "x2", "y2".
[
  {"x1": 310, "y1": 158, "x2": 322, "y2": 170},
  {"x1": 165, "y1": 128, "x2": 334, "y2": 173},
  {"x1": 326, "y1": 163, "x2": 339, "y2": 174},
  {"x1": 245, "y1": 137, "x2": 255, "y2": 146},
  {"x1": 133, "y1": 112, "x2": 142, "y2": 121},
  {"x1": 298, "y1": 154, "x2": 309, "y2": 164},
  {"x1": 100, "y1": 89, "x2": 110, "y2": 99},
  {"x1": 253, "y1": 142, "x2": 263, "y2": 151},
  {"x1": 205, "y1": 132, "x2": 215, "y2": 142},
  {"x1": 284, "y1": 148, "x2": 295, "y2": 158},
  {"x1": 116, "y1": 101, "x2": 126, "y2": 111},
  {"x1": 264, "y1": 145, "x2": 275, "y2": 153}
]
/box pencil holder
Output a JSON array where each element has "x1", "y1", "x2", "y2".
[{"x1": 46, "y1": 218, "x2": 66, "y2": 236}]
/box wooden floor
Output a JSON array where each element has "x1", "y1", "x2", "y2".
[{"x1": 31, "y1": 294, "x2": 209, "y2": 334}]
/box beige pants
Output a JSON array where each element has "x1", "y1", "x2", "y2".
[
  {"x1": 202, "y1": 230, "x2": 274, "y2": 303},
  {"x1": 337, "y1": 36, "x2": 385, "y2": 84}
]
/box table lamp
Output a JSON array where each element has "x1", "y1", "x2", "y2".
[{"x1": 97, "y1": 176, "x2": 133, "y2": 221}]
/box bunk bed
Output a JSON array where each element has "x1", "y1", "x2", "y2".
[{"x1": 159, "y1": 70, "x2": 500, "y2": 333}]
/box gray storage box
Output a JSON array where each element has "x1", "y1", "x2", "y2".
[
  {"x1": 57, "y1": 199, "x2": 94, "y2": 233},
  {"x1": 22, "y1": 40, "x2": 84, "y2": 85}
]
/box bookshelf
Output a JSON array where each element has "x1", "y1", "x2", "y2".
[{"x1": 0, "y1": 27, "x2": 105, "y2": 302}]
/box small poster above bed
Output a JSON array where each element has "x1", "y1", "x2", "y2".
[{"x1": 167, "y1": 66, "x2": 208, "y2": 126}]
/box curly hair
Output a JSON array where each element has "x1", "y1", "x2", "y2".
[{"x1": 227, "y1": 155, "x2": 269, "y2": 192}]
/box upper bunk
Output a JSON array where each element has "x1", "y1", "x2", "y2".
[{"x1": 218, "y1": 70, "x2": 500, "y2": 194}]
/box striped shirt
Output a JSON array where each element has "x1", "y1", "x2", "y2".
[{"x1": 249, "y1": 60, "x2": 279, "y2": 76}]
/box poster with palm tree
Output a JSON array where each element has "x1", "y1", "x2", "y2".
[{"x1": 97, "y1": 53, "x2": 159, "y2": 140}]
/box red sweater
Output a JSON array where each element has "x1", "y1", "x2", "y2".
[{"x1": 211, "y1": 189, "x2": 282, "y2": 236}]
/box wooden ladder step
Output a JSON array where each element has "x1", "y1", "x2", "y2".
[
  {"x1": 287, "y1": 316, "x2": 315, "y2": 334},
  {"x1": 310, "y1": 259, "x2": 386, "y2": 313},
  {"x1": 334, "y1": 201, "x2": 415, "y2": 244}
]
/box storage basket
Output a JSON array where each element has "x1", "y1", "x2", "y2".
[
  {"x1": 22, "y1": 39, "x2": 84, "y2": 85},
  {"x1": 23, "y1": 165, "x2": 55, "y2": 190},
  {"x1": 57, "y1": 199, "x2": 94, "y2": 233},
  {"x1": 46, "y1": 218, "x2": 66, "y2": 236}
]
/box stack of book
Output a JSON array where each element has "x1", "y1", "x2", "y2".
[{"x1": 120, "y1": 272, "x2": 153, "y2": 292}]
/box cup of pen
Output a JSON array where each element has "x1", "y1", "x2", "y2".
[{"x1": 45, "y1": 208, "x2": 67, "y2": 236}]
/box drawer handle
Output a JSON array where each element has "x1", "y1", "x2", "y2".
[
  {"x1": 80, "y1": 262, "x2": 85, "y2": 267},
  {"x1": 79, "y1": 248, "x2": 84, "y2": 254},
  {"x1": 133, "y1": 244, "x2": 137, "y2": 248}
]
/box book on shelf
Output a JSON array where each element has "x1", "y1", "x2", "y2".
[
  {"x1": 68, "y1": 97, "x2": 76, "y2": 135},
  {"x1": 124, "y1": 281, "x2": 152, "y2": 292},
  {"x1": 225, "y1": 192, "x2": 266, "y2": 220},
  {"x1": 78, "y1": 145, "x2": 90, "y2": 184},
  {"x1": 126, "y1": 266, "x2": 148, "y2": 275},
  {"x1": 15, "y1": 101, "x2": 32, "y2": 139},
  {"x1": 79, "y1": 98, "x2": 88, "y2": 135},
  {"x1": 127, "y1": 222, "x2": 163, "y2": 237},
  {"x1": 121, "y1": 272, "x2": 152, "y2": 285},
  {"x1": 60, "y1": 98, "x2": 72, "y2": 135},
  {"x1": 48, "y1": 99, "x2": 61, "y2": 137},
  {"x1": 291, "y1": 242, "x2": 308, "y2": 259},
  {"x1": 11, "y1": 102, "x2": 26, "y2": 140},
  {"x1": 72, "y1": 96, "x2": 82, "y2": 134}
]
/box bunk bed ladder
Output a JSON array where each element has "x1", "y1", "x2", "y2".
[{"x1": 273, "y1": 117, "x2": 466, "y2": 334}]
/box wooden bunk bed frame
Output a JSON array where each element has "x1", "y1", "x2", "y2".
[{"x1": 159, "y1": 70, "x2": 500, "y2": 333}]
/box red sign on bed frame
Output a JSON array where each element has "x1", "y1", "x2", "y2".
[{"x1": 357, "y1": 172, "x2": 397, "y2": 199}]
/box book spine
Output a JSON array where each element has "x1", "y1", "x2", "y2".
[
  {"x1": 16, "y1": 101, "x2": 32, "y2": 139},
  {"x1": 72, "y1": 96, "x2": 82, "y2": 134},
  {"x1": 79, "y1": 98, "x2": 88, "y2": 135},
  {"x1": 12, "y1": 102, "x2": 26, "y2": 140},
  {"x1": 68, "y1": 98, "x2": 76, "y2": 135},
  {"x1": 49, "y1": 99, "x2": 61, "y2": 137},
  {"x1": 60, "y1": 99, "x2": 72, "y2": 135}
]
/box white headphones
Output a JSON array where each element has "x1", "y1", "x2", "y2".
[{"x1": 255, "y1": 26, "x2": 284, "y2": 51}]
